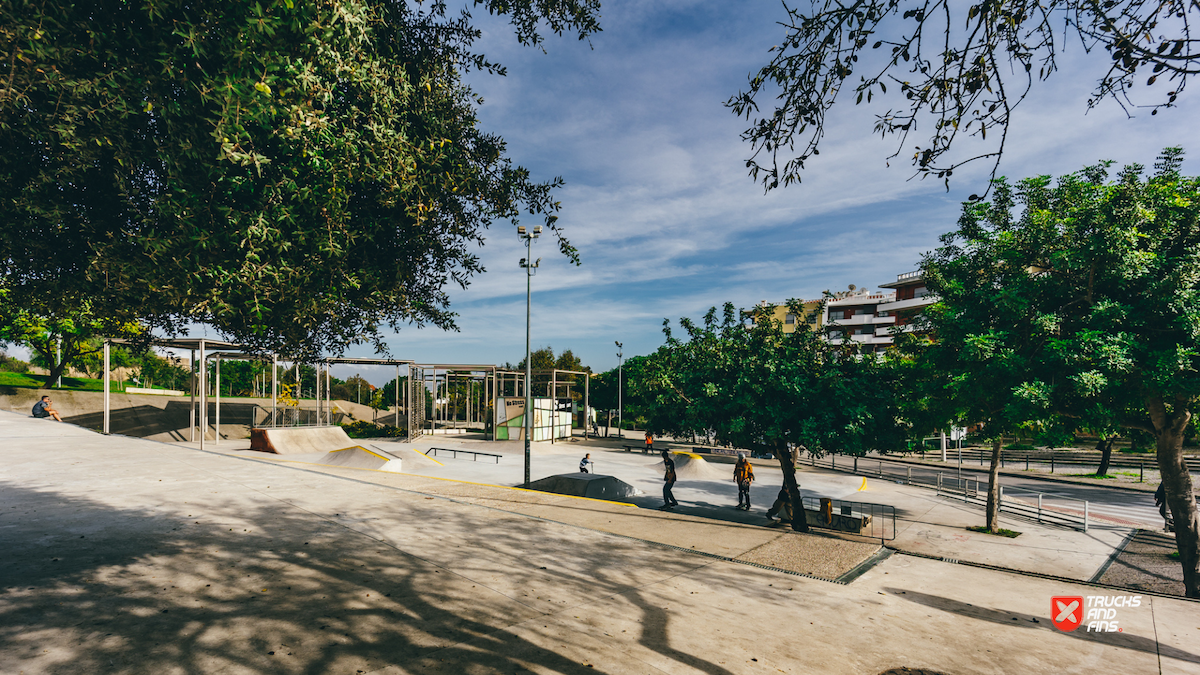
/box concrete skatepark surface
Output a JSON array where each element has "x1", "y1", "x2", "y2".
[
  {"x1": 251, "y1": 426, "x2": 357, "y2": 455},
  {"x1": 3, "y1": 412, "x2": 1199, "y2": 674}
]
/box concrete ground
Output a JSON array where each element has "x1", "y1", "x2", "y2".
[{"x1": 3, "y1": 414, "x2": 1199, "y2": 674}]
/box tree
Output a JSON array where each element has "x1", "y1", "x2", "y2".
[
  {"x1": 0, "y1": 293, "x2": 141, "y2": 387},
  {"x1": 920, "y1": 149, "x2": 1200, "y2": 596},
  {"x1": 728, "y1": 1, "x2": 1199, "y2": 190},
  {"x1": 636, "y1": 302, "x2": 907, "y2": 533},
  {"x1": 0, "y1": 0, "x2": 598, "y2": 359}
]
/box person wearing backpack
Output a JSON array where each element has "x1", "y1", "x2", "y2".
[{"x1": 733, "y1": 455, "x2": 755, "y2": 511}]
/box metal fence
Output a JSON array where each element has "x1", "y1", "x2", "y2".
[
  {"x1": 905, "y1": 447, "x2": 1200, "y2": 475},
  {"x1": 804, "y1": 453, "x2": 1092, "y2": 531},
  {"x1": 799, "y1": 496, "x2": 896, "y2": 542},
  {"x1": 251, "y1": 405, "x2": 336, "y2": 428}
]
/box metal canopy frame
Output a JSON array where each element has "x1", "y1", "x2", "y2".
[
  {"x1": 411, "y1": 364, "x2": 499, "y2": 438},
  {"x1": 319, "y1": 357, "x2": 416, "y2": 432},
  {"x1": 103, "y1": 337, "x2": 247, "y2": 452}
]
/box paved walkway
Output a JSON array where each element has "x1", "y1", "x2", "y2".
[{"x1": 3, "y1": 413, "x2": 1198, "y2": 674}]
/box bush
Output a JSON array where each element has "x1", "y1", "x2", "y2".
[
  {"x1": 0, "y1": 352, "x2": 30, "y2": 373},
  {"x1": 341, "y1": 420, "x2": 404, "y2": 439}
]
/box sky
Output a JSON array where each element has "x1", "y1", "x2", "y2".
[
  {"x1": 12, "y1": 1, "x2": 1197, "y2": 386},
  {"x1": 327, "y1": 0, "x2": 1197, "y2": 385}
]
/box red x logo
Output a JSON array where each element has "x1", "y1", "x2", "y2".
[{"x1": 1052, "y1": 596, "x2": 1084, "y2": 632}]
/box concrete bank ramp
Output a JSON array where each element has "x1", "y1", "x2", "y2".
[
  {"x1": 656, "y1": 451, "x2": 729, "y2": 481},
  {"x1": 250, "y1": 426, "x2": 355, "y2": 454},
  {"x1": 527, "y1": 473, "x2": 643, "y2": 501},
  {"x1": 318, "y1": 446, "x2": 403, "y2": 472},
  {"x1": 366, "y1": 444, "x2": 444, "y2": 471}
]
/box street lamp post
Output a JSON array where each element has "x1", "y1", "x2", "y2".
[
  {"x1": 519, "y1": 224, "x2": 542, "y2": 487},
  {"x1": 615, "y1": 341, "x2": 623, "y2": 440}
]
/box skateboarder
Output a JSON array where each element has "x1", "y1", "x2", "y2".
[
  {"x1": 579, "y1": 453, "x2": 593, "y2": 473},
  {"x1": 766, "y1": 487, "x2": 792, "y2": 524},
  {"x1": 734, "y1": 455, "x2": 754, "y2": 510},
  {"x1": 661, "y1": 449, "x2": 679, "y2": 509}
]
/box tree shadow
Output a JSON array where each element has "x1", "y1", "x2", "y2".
[
  {"x1": 883, "y1": 587, "x2": 1200, "y2": 664},
  {"x1": 0, "y1": 476, "x2": 748, "y2": 674}
]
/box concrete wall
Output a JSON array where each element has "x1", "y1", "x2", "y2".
[{"x1": 0, "y1": 387, "x2": 387, "y2": 443}]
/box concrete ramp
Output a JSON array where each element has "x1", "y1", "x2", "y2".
[
  {"x1": 250, "y1": 426, "x2": 355, "y2": 455},
  {"x1": 527, "y1": 473, "x2": 643, "y2": 501},
  {"x1": 318, "y1": 446, "x2": 403, "y2": 473},
  {"x1": 655, "y1": 451, "x2": 729, "y2": 481},
  {"x1": 368, "y1": 444, "x2": 443, "y2": 471}
]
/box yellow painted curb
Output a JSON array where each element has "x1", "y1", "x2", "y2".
[
  {"x1": 674, "y1": 451, "x2": 702, "y2": 459},
  {"x1": 417, "y1": 448, "x2": 445, "y2": 466},
  {"x1": 857, "y1": 477, "x2": 870, "y2": 491}
]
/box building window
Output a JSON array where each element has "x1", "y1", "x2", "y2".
[
  {"x1": 829, "y1": 330, "x2": 843, "y2": 339},
  {"x1": 913, "y1": 286, "x2": 930, "y2": 298},
  {"x1": 785, "y1": 313, "x2": 796, "y2": 324}
]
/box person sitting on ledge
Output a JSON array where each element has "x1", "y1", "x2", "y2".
[{"x1": 32, "y1": 395, "x2": 63, "y2": 422}]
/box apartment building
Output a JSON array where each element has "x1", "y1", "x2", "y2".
[{"x1": 759, "y1": 271, "x2": 937, "y2": 351}]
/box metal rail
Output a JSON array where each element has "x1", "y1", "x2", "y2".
[
  {"x1": 425, "y1": 447, "x2": 502, "y2": 464},
  {"x1": 804, "y1": 453, "x2": 1092, "y2": 531},
  {"x1": 799, "y1": 496, "x2": 896, "y2": 542}
]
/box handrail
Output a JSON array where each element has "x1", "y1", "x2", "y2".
[{"x1": 425, "y1": 447, "x2": 502, "y2": 464}]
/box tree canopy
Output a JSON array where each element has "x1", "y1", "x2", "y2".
[
  {"x1": 0, "y1": 0, "x2": 599, "y2": 359},
  {"x1": 919, "y1": 148, "x2": 1200, "y2": 595},
  {"x1": 729, "y1": 1, "x2": 1199, "y2": 190}
]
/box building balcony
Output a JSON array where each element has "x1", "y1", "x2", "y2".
[
  {"x1": 828, "y1": 313, "x2": 896, "y2": 326},
  {"x1": 876, "y1": 295, "x2": 938, "y2": 313}
]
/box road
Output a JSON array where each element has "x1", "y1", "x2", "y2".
[{"x1": 836, "y1": 454, "x2": 1164, "y2": 527}]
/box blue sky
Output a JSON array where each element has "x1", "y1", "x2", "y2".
[
  {"x1": 330, "y1": 0, "x2": 1197, "y2": 385},
  {"x1": 15, "y1": 2, "x2": 1195, "y2": 386}
]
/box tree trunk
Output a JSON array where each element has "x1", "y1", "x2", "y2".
[
  {"x1": 1148, "y1": 397, "x2": 1200, "y2": 598},
  {"x1": 986, "y1": 438, "x2": 1002, "y2": 533},
  {"x1": 1097, "y1": 439, "x2": 1113, "y2": 477},
  {"x1": 775, "y1": 441, "x2": 809, "y2": 533}
]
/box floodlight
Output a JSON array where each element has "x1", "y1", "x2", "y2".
[{"x1": 517, "y1": 225, "x2": 526, "y2": 235}]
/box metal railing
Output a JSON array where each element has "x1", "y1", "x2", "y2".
[
  {"x1": 251, "y1": 404, "x2": 341, "y2": 428},
  {"x1": 902, "y1": 447, "x2": 1200, "y2": 475},
  {"x1": 803, "y1": 453, "x2": 1092, "y2": 531},
  {"x1": 799, "y1": 496, "x2": 896, "y2": 542},
  {"x1": 425, "y1": 447, "x2": 502, "y2": 464}
]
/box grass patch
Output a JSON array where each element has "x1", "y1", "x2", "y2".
[
  {"x1": 1070, "y1": 473, "x2": 1118, "y2": 479},
  {"x1": 0, "y1": 371, "x2": 109, "y2": 392},
  {"x1": 1004, "y1": 443, "x2": 1037, "y2": 451},
  {"x1": 967, "y1": 525, "x2": 1022, "y2": 538}
]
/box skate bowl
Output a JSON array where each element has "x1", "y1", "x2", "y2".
[
  {"x1": 250, "y1": 426, "x2": 355, "y2": 454},
  {"x1": 527, "y1": 473, "x2": 643, "y2": 501},
  {"x1": 318, "y1": 446, "x2": 403, "y2": 472},
  {"x1": 655, "y1": 452, "x2": 729, "y2": 480}
]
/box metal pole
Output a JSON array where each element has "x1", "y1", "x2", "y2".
[
  {"x1": 272, "y1": 354, "x2": 277, "y2": 427},
  {"x1": 551, "y1": 369, "x2": 557, "y2": 443},
  {"x1": 616, "y1": 344, "x2": 623, "y2": 439},
  {"x1": 525, "y1": 245, "x2": 533, "y2": 484},
  {"x1": 190, "y1": 348, "x2": 196, "y2": 442},
  {"x1": 1084, "y1": 501, "x2": 1089, "y2": 532},
  {"x1": 215, "y1": 354, "x2": 221, "y2": 444},
  {"x1": 198, "y1": 339, "x2": 206, "y2": 451},
  {"x1": 940, "y1": 430, "x2": 947, "y2": 462},
  {"x1": 584, "y1": 373, "x2": 590, "y2": 440},
  {"x1": 103, "y1": 340, "x2": 110, "y2": 434}
]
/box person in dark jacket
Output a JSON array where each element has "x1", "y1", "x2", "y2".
[
  {"x1": 766, "y1": 487, "x2": 793, "y2": 524},
  {"x1": 661, "y1": 449, "x2": 679, "y2": 509},
  {"x1": 1155, "y1": 482, "x2": 1172, "y2": 532}
]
